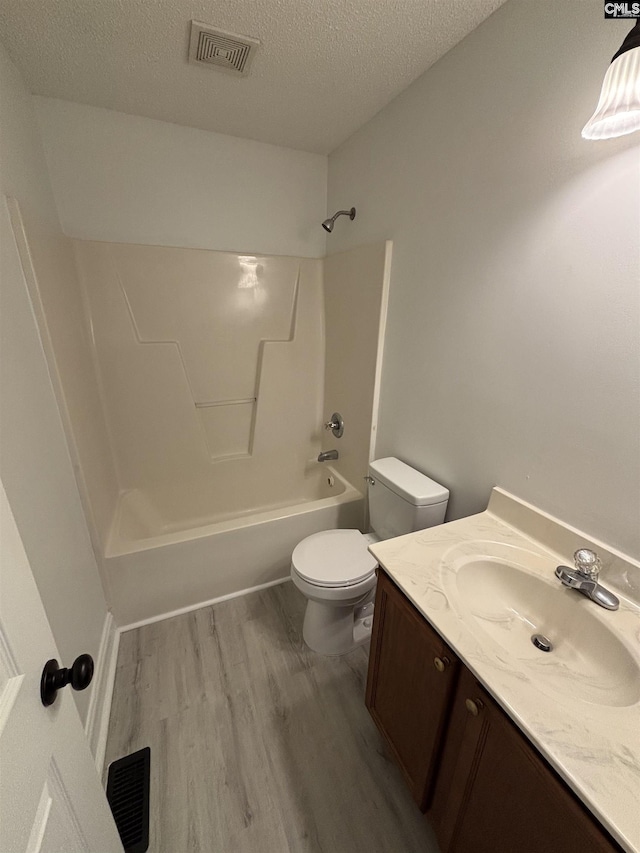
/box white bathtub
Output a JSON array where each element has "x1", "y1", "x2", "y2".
[{"x1": 105, "y1": 466, "x2": 364, "y2": 627}]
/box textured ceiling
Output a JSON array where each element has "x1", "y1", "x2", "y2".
[{"x1": 0, "y1": 0, "x2": 507, "y2": 154}]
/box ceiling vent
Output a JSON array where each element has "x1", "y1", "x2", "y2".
[{"x1": 188, "y1": 21, "x2": 260, "y2": 77}]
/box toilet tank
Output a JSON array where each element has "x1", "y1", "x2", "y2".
[{"x1": 368, "y1": 457, "x2": 449, "y2": 541}]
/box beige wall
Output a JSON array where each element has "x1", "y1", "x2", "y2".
[
  {"x1": 0, "y1": 44, "x2": 108, "y2": 720},
  {"x1": 322, "y1": 242, "x2": 391, "y2": 493},
  {"x1": 327, "y1": 0, "x2": 640, "y2": 559},
  {"x1": 35, "y1": 97, "x2": 328, "y2": 259}
]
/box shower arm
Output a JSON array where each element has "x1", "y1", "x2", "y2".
[{"x1": 322, "y1": 207, "x2": 356, "y2": 232}]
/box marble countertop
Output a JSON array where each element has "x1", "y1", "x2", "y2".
[{"x1": 368, "y1": 488, "x2": 640, "y2": 853}]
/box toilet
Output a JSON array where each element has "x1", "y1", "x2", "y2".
[{"x1": 291, "y1": 457, "x2": 449, "y2": 655}]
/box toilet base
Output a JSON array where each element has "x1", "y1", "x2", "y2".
[{"x1": 302, "y1": 593, "x2": 375, "y2": 656}]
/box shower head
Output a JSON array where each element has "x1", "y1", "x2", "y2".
[{"x1": 322, "y1": 207, "x2": 356, "y2": 233}]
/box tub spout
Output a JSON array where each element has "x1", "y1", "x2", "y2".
[{"x1": 318, "y1": 450, "x2": 339, "y2": 462}]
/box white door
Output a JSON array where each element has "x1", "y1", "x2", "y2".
[{"x1": 0, "y1": 481, "x2": 122, "y2": 853}]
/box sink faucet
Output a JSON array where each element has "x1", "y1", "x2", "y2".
[
  {"x1": 555, "y1": 549, "x2": 619, "y2": 611},
  {"x1": 318, "y1": 449, "x2": 339, "y2": 462}
]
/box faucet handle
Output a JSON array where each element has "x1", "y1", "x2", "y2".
[
  {"x1": 324, "y1": 412, "x2": 344, "y2": 438},
  {"x1": 573, "y1": 548, "x2": 601, "y2": 580}
]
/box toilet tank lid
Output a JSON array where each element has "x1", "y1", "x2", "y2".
[{"x1": 369, "y1": 457, "x2": 449, "y2": 507}]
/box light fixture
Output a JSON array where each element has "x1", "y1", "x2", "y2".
[{"x1": 582, "y1": 20, "x2": 640, "y2": 140}]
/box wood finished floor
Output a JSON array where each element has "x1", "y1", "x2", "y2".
[{"x1": 105, "y1": 581, "x2": 440, "y2": 852}]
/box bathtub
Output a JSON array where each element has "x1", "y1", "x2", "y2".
[{"x1": 105, "y1": 466, "x2": 364, "y2": 627}]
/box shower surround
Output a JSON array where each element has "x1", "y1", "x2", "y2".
[
  {"x1": 73, "y1": 242, "x2": 327, "y2": 507},
  {"x1": 71, "y1": 240, "x2": 369, "y2": 623},
  {"x1": 11, "y1": 196, "x2": 389, "y2": 625}
]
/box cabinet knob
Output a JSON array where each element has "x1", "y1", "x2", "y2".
[
  {"x1": 465, "y1": 698, "x2": 484, "y2": 716},
  {"x1": 434, "y1": 656, "x2": 450, "y2": 672}
]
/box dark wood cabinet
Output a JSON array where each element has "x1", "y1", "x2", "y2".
[
  {"x1": 366, "y1": 569, "x2": 622, "y2": 853},
  {"x1": 430, "y1": 666, "x2": 621, "y2": 853},
  {"x1": 365, "y1": 570, "x2": 460, "y2": 811}
]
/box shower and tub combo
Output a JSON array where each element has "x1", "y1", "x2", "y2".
[{"x1": 13, "y1": 196, "x2": 390, "y2": 628}]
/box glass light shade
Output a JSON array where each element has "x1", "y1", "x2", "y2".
[{"x1": 582, "y1": 46, "x2": 640, "y2": 140}]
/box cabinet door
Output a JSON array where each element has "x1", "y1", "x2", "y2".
[
  {"x1": 430, "y1": 667, "x2": 622, "y2": 853},
  {"x1": 365, "y1": 570, "x2": 460, "y2": 811}
]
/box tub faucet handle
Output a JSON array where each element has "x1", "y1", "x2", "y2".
[{"x1": 324, "y1": 412, "x2": 344, "y2": 438}]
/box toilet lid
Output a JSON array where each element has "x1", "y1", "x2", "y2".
[{"x1": 292, "y1": 529, "x2": 377, "y2": 588}]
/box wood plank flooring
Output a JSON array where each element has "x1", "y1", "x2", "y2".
[{"x1": 105, "y1": 581, "x2": 440, "y2": 852}]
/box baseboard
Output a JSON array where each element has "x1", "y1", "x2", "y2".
[
  {"x1": 118, "y1": 575, "x2": 291, "y2": 633},
  {"x1": 85, "y1": 611, "x2": 120, "y2": 775}
]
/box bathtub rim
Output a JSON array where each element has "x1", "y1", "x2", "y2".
[{"x1": 106, "y1": 465, "x2": 363, "y2": 558}]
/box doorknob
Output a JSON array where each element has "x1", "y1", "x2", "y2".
[{"x1": 40, "y1": 654, "x2": 94, "y2": 707}]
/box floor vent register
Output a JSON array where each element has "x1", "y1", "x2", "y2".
[{"x1": 106, "y1": 747, "x2": 150, "y2": 853}]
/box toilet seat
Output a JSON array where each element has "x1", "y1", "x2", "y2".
[{"x1": 291, "y1": 529, "x2": 377, "y2": 588}]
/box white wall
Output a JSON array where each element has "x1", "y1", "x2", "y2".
[
  {"x1": 35, "y1": 98, "x2": 328, "y2": 258},
  {"x1": 327, "y1": 0, "x2": 640, "y2": 559},
  {"x1": 0, "y1": 44, "x2": 109, "y2": 720}
]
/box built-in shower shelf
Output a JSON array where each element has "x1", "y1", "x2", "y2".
[
  {"x1": 195, "y1": 397, "x2": 257, "y2": 408},
  {"x1": 196, "y1": 397, "x2": 257, "y2": 460}
]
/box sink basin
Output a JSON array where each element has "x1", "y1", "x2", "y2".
[{"x1": 449, "y1": 552, "x2": 640, "y2": 708}]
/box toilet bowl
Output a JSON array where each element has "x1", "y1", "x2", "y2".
[
  {"x1": 291, "y1": 529, "x2": 379, "y2": 655},
  {"x1": 291, "y1": 457, "x2": 449, "y2": 655}
]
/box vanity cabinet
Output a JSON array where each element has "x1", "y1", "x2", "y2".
[
  {"x1": 366, "y1": 570, "x2": 622, "y2": 853},
  {"x1": 429, "y1": 666, "x2": 621, "y2": 853},
  {"x1": 365, "y1": 569, "x2": 460, "y2": 811}
]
